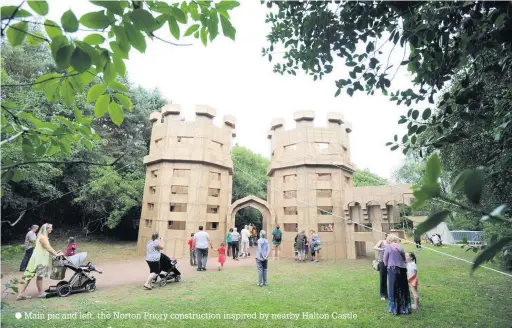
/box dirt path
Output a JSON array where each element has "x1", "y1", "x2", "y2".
[{"x1": 2, "y1": 253, "x2": 259, "y2": 300}]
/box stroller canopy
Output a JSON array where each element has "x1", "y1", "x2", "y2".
[{"x1": 67, "y1": 252, "x2": 87, "y2": 267}]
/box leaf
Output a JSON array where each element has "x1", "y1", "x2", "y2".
[
  {"x1": 490, "y1": 204, "x2": 506, "y2": 217},
  {"x1": 87, "y1": 84, "x2": 106, "y2": 103},
  {"x1": 83, "y1": 33, "x2": 105, "y2": 45},
  {"x1": 61, "y1": 10, "x2": 79, "y2": 32},
  {"x1": 90, "y1": 0, "x2": 124, "y2": 15},
  {"x1": 11, "y1": 169, "x2": 22, "y2": 183},
  {"x1": 471, "y1": 236, "x2": 512, "y2": 274},
  {"x1": 188, "y1": 2, "x2": 200, "y2": 20},
  {"x1": 59, "y1": 138, "x2": 72, "y2": 153},
  {"x1": 28, "y1": 0, "x2": 49, "y2": 15},
  {"x1": 70, "y1": 46, "x2": 92, "y2": 73},
  {"x1": 411, "y1": 110, "x2": 419, "y2": 120},
  {"x1": 75, "y1": 41, "x2": 100, "y2": 70},
  {"x1": 79, "y1": 11, "x2": 111, "y2": 29},
  {"x1": 464, "y1": 169, "x2": 485, "y2": 204},
  {"x1": 390, "y1": 145, "x2": 399, "y2": 151},
  {"x1": 44, "y1": 82, "x2": 60, "y2": 102},
  {"x1": 169, "y1": 6, "x2": 187, "y2": 24},
  {"x1": 425, "y1": 154, "x2": 441, "y2": 184},
  {"x1": 184, "y1": 24, "x2": 199, "y2": 37},
  {"x1": 6, "y1": 22, "x2": 28, "y2": 46},
  {"x1": 168, "y1": 17, "x2": 180, "y2": 39},
  {"x1": 1, "y1": 6, "x2": 32, "y2": 20},
  {"x1": 43, "y1": 20, "x2": 62, "y2": 39},
  {"x1": 108, "y1": 80, "x2": 128, "y2": 92},
  {"x1": 208, "y1": 10, "x2": 219, "y2": 41},
  {"x1": 108, "y1": 101, "x2": 124, "y2": 126},
  {"x1": 416, "y1": 210, "x2": 451, "y2": 235},
  {"x1": 114, "y1": 94, "x2": 133, "y2": 111},
  {"x1": 130, "y1": 9, "x2": 158, "y2": 32},
  {"x1": 385, "y1": 142, "x2": 393, "y2": 146},
  {"x1": 55, "y1": 44, "x2": 73, "y2": 70},
  {"x1": 494, "y1": 13, "x2": 508, "y2": 29},
  {"x1": 451, "y1": 169, "x2": 471, "y2": 191},
  {"x1": 398, "y1": 118, "x2": 407, "y2": 124},
  {"x1": 94, "y1": 94, "x2": 110, "y2": 118},
  {"x1": 59, "y1": 80, "x2": 75, "y2": 106},
  {"x1": 220, "y1": 15, "x2": 235, "y2": 40},
  {"x1": 422, "y1": 108, "x2": 431, "y2": 120},
  {"x1": 102, "y1": 61, "x2": 115, "y2": 83},
  {"x1": 112, "y1": 56, "x2": 126, "y2": 77},
  {"x1": 200, "y1": 26, "x2": 207, "y2": 46},
  {"x1": 215, "y1": 1, "x2": 240, "y2": 11},
  {"x1": 26, "y1": 32, "x2": 45, "y2": 45},
  {"x1": 124, "y1": 22, "x2": 146, "y2": 53},
  {"x1": 334, "y1": 89, "x2": 341, "y2": 97}
]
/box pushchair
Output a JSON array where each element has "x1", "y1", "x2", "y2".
[
  {"x1": 153, "y1": 253, "x2": 181, "y2": 287},
  {"x1": 45, "y1": 252, "x2": 97, "y2": 297}
]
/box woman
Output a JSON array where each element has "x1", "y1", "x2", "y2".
[
  {"x1": 373, "y1": 233, "x2": 389, "y2": 300},
  {"x1": 311, "y1": 230, "x2": 321, "y2": 262},
  {"x1": 17, "y1": 223, "x2": 63, "y2": 300},
  {"x1": 144, "y1": 232, "x2": 164, "y2": 290},
  {"x1": 295, "y1": 230, "x2": 307, "y2": 262},
  {"x1": 226, "y1": 228, "x2": 233, "y2": 257},
  {"x1": 19, "y1": 225, "x2": 39, "y2": 272},
  {"x1": 256, "y1": 230, "x2": 270, "y2": 287},
  {"x1": 383, "y1": 234, "x2": 411, "y2": 315}
]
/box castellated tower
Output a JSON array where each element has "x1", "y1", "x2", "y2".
[
  {"x1": 137, "y1": 104, "x2": 236, "y2": 258},
  {"x1": 267, "y1": 111, "x2": 355, "y2": 259}
]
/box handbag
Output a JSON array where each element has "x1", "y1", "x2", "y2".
[{"x1": 372, "y1": 260, "x2": 379, "y2": 271}]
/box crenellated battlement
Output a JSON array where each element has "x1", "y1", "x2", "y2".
[
  {"x1": 145, "y1": 104, "x2": 236, "y2": 173},
  {"x1": 267, "y1": 111, "x2": 354, "y2": 175}
]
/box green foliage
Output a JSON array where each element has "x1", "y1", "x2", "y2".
[
  {"x1": 352, "y1": 169, "x2": 388, "y2": 187},
  {"x1": 1, "y1": 0, "x2": 239, "y2": 185},
  {"x1": 231, "y1": 145, "x2": 269, "y2": 230}
]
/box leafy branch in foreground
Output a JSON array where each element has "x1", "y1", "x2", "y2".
[
  {"x1": 413, "y1": 154, "x2": 511, "y2": 274},
  {"x1": 1, "y1": 0, "x2": 240, "y2": 186}
]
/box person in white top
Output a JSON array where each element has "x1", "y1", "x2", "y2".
[
  {"x1": 240, "y1": 225, "x2": 250, "y2": 258},
  {"x1": 431, "y1": 234, "x2": 441, "y2": 246},
  {"x1": 193, "y1": 226, "x2": 213, "y2": 271},
  {"x1": 406, "y1": 252, "x2": 420, "y2": 310}
]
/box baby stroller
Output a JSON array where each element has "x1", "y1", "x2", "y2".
[
  {"x1": 153, "y1": 253, "x2": 181, "y2": 287},
  {"x1": 45, "y1": 252, "x2": 97, "y2": 297}
]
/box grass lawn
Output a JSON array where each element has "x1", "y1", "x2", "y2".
[
  {"x1": 1, "y1": 240, "x2": 138, "y2": 273},
  {"x1": 2, "y1": 244, "x2": 511, "y2": 328}
]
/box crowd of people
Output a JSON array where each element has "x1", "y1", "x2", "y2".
[{"x1": 374, "y1": 233, "x2": 420, "y2": 315}]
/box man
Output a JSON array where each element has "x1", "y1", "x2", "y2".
[
  {"x1": 230, "y1": 227, "x2": 240, "y2": 260},
  {"x1": 20, "y1": 225, "x2": 38, "y2": 272},
  {"x1": 271, "y1": 225, "x2": 282, "y2": 260},
  {"x1": 413, "y1": 228, "x2": 421, "y2": 250},
  {"x1": 241, "y1": 225, "x2": 250, "y2": 258},
  {"x1": 192, "y1": 226, "x2": 213, "y2": 271}
]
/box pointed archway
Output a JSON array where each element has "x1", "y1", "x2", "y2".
[{"x1": 227, "y1": 195, "x2": 276, "y2": 236}]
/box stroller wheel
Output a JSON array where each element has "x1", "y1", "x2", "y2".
[
  {"x1": 175, "y1": 275, "x2": 181, "y2": 282},
  {"x1": 85, "y1": 282, "x2": 96, "y2": 292},
  {"x1": 57, "y1": 284, "x2": 72, "y2": 297},
  {"x1": 160, "y1": 279, "x2": 167, "y2": 287}
]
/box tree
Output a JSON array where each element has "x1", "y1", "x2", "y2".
[
  {"x1": 1, "y1": 0, "x2": 240, "y2": 186},
  {"x1": 352, "y1": 169, "x2": 388, "y2": 187},
  {"x1": 263, "y1": 1, "x2": 512, "y2": 272},
  {"x1": 0, "y1": 38, "x2": 166, "y2": 240},
  {"x1": 231, "y1": 145, "x2": 269, "y2": 232}
]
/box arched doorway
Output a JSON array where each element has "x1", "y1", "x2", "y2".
[{"x1": 227, "y1": 195, "x2": 276, "y2": 237}]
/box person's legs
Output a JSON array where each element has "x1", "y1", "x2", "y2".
[
  {"x1": 227, "y1": 243, "x2": 232, "y2": 257},
  {"x1": 234, "y1": 242, "x2": 239, "y2": 260},
  {"x1": 256, "y1": 259, "x2": 263, "y2": 286},
  {"x1": 202, "y1": 248, "x2": 208, "y2": 269},
  {"x1": 196, "y1": 249, "x2": 203, "y2": 271},
  {"x1": 378, "y1": 262, "x2": 388, "y2": 299},
  {"x1": 190, "y1": 250, "x2": 194, "y2": 266},
  {"x1": 19, "y1": 248, "x2": 34, "y2": 272},
  {"x1": 411, "y1": 285, "x2": 419, "y2": 309},
  {"x1": 262, "y1": 259, "x2": 268, "y2": 285},
  {"x1": 35, "y1": 276, "x2": 44, "y2": 295},
  {"x1": 17, "y1": 277, "x2": 32, "y2": 299}
]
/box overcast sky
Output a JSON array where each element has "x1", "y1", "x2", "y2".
[{"x1": 15, "y1": 1, "x2": 417, "y2": 180}]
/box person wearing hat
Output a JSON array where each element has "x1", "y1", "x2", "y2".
[{"x1": 19, "y1": 225, "x2": 39, "y2": 272}]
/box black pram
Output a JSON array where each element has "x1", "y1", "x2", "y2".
[{"x1": 153, "y1": 253, "x2": 181, "y2": 287}]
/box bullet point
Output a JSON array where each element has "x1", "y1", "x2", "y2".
[{"x1": 15, "y1": 312, "x2": 22, "y2": 319}]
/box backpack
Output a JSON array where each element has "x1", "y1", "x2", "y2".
[{"x1": 273, "y1": 229, "x2": 282, "y2": 242}]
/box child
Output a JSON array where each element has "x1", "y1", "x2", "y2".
[
  {"x1": 212, "y1": 242, "x2": 226, "y2": 271},
  {"x1": 65, "y1": 237, "x2": 77, "y2": 256},
  {"x1": 187, "y1": 233, "x2": 196, "y2": 266},
  {"x1": 406, "y1": 252, "x2": 420, "y2": 310}
]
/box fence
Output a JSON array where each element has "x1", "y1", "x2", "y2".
[{"x1": 450, "y1": 231, "x2": 484, "y2": 245}]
